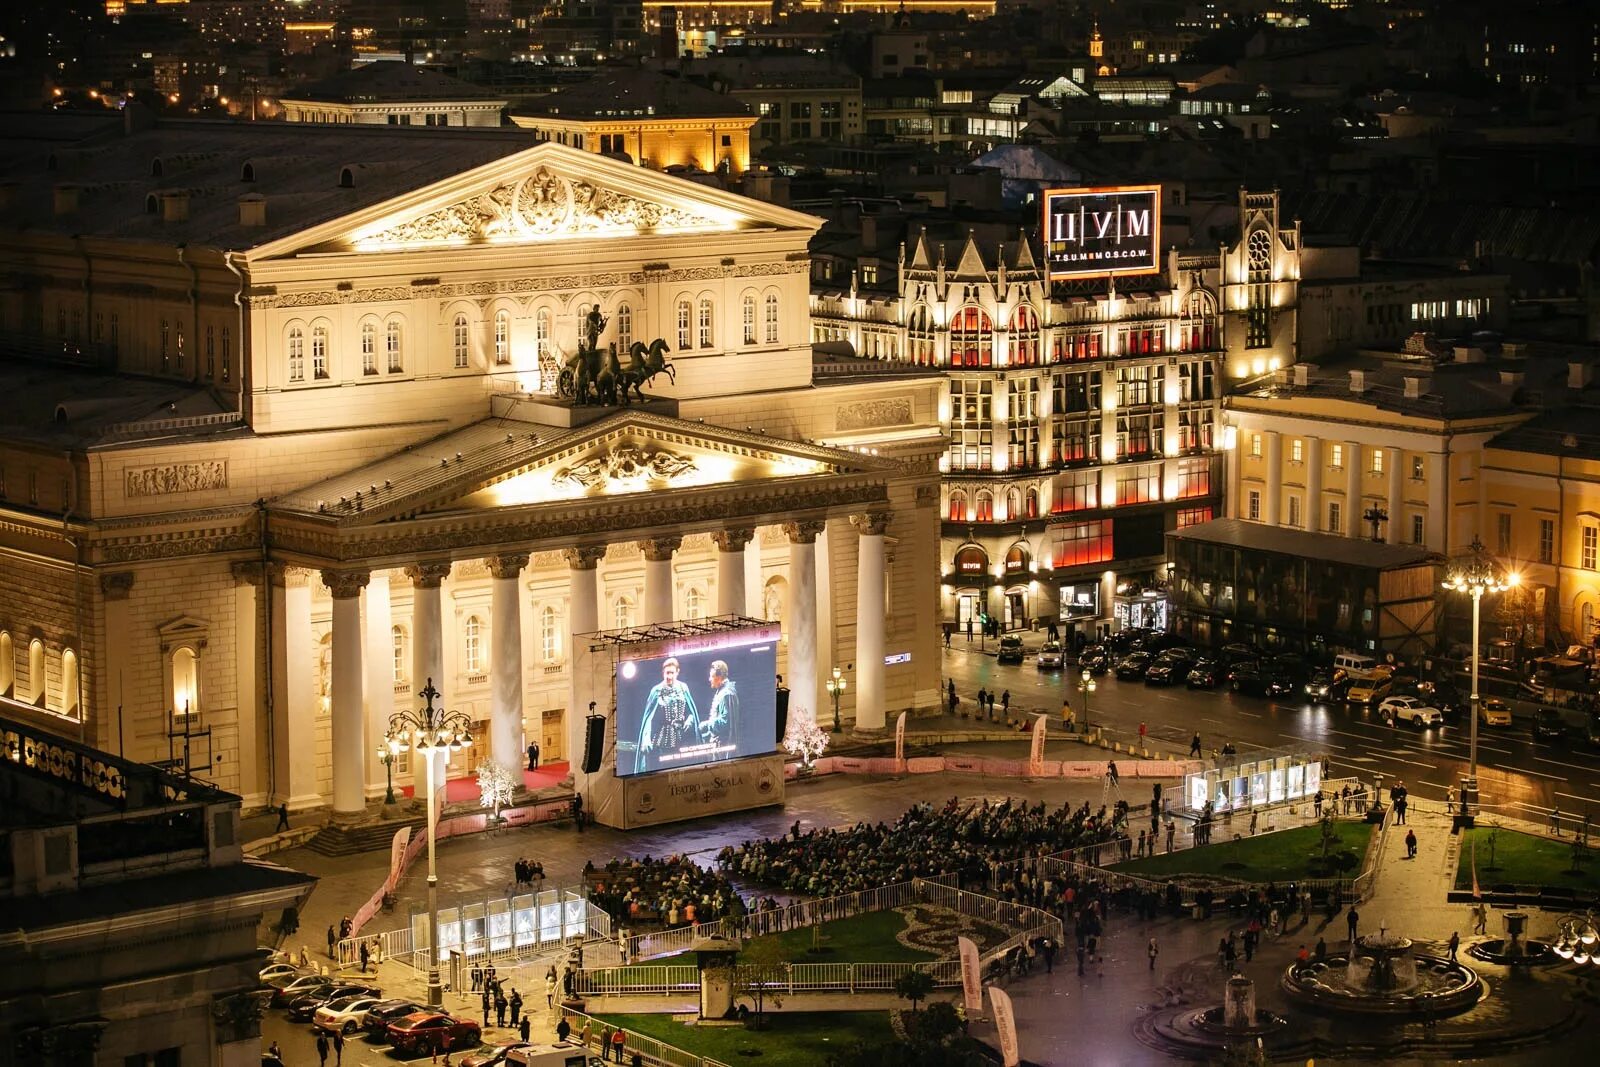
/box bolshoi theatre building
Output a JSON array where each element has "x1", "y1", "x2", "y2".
[{"x1": 0, "y1": 116, "x2": 945, "y2": 818}]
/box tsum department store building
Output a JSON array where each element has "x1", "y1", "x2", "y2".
[{"x1": 0, "y1": 119, "x2": 944, "y2": 816}]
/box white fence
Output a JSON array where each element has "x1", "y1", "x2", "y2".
[
  {"x1": 344, "y1": 889, "x2": 612, "y2": 973},
  {"x1": 575, "y1": 958, "x2": 965, "y2": 997}
]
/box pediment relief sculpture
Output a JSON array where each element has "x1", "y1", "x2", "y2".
[{"x1": 554, "y1": 445, "x2": 697, "y2": 492}]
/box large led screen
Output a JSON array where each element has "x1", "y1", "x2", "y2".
[
  {"x1": 1042, "y1": 185, "x2": 1161, "y2": 279},
  {"x1": 614, "y1": 633, "x2": 778, "y2": 776}
]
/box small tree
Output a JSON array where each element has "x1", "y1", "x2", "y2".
[
  {"x1": 903, "y1": 999, "x2": 961, "y2": 1045},
  {"x1": 894, "y1": 968, "x2": 935, "y2": 1012},
  {"x1": 476, "y1": 761, "x2": 517, "y2": 821},
  {"x1": 783, "y1": 712, "x2": 829, "y2": 769},
  {"x1": 731, "y1": 937, "x2": 791, "y2": 1029}
]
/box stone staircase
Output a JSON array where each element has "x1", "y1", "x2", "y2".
[{"x1": 304, "y1": 810, "x2": 429, "y2": 857}]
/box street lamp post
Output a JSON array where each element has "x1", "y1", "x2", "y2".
[
  {"x1": 1078, "y1": 668, "x2": 1096, "y2": 734},
  {"x1": 826, "y1": 666, "x2": 848, "y2": 733},
  {"x1": 1442, "y1": 538, "x2": 1517, "y2": 822},
  {"x1": 377, "y1": 745, "x2": 397, "y2": 806},
  {"x1": 385, "y1": 677, "x2": 473, "y2": 1008}
]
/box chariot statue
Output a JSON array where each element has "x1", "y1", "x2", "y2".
[{"x1": 557, "y1": 305, "x2": 675, "y2": 406}]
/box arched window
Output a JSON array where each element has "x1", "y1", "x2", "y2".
[
  {"x1": 975, "y1": 490, "x2": 995, "y2": 522},
  {"x1": 171, "y1": 645, "x2": 197, "y2": 715},
  {"x1": 762, "y1": 577, "x2": 787, "y2": 624},
  {"x1": 541, "y1": 605, "x2": 562, "y2": 663},
  {"x1": 684, "y1": 587, "x2": 704, "y2": 621},
  {"x1": 1005, "y1": 488, "x2": 1021, "y2": 520},
  {"x1": 950, "y1": 306, "x2": 993, "y2": 367},
  {"x1": 311, "y1": 323, "x2": 329, "y2": 379},
  {"x1": 386, "y1": 319, "x2": 403, "y2": 373},
  {"x1": 1004, "y1": 542, "x2": 1031, "y2": 577},
  {"x1": 362, "y1": 321, "x2": 377, "y2": 375},
  {"x1": 742, "y1": 294, "x2": 757, "y2": 345},
  {"x1": 25, "y1": 638, "x2": 44, "y2": 706},
  {"x1": 60, "y1": 648, "x2": 78, "y2": 716},
  {"x1": 765, "y1": 292, "x2": 780, "y2": 344},
  {"x1": 287, "y1": 325, "x2": 305, "y2": 382},
  {"x1": 1181, "y1": 289, "x2": 1217, "y2": 351},
  {"x1": 392, "y1": 625, "x2": 408, "y2": 685},
  {"x1": 494, "y1": 310, "x2": 511, "y2": 365},
  {"x1": 536, "y1": 308, "x2": 552, "y2": 361},
  {"x1": 948, "y1": 489, "x2": 968, "y2": 521},
  {"x1": 676, "y1": 299, "x2": 692, "y2": 350},
  {"x1": 908, "y1": 304, "x2": 936, "y2": 365},
  {"x1": 463, "y1": 615, "x2": 483, "y2": 675},
  {"x1": 452, "y1": 313, "x2": 470, "y2": 368},
  {"x1": 697, "y1": 296, "x2": 714, "y2": 348},
  {"x1": 1010, "y1": 305, "x2": 1040, "y2": 366},
  {"x1": 616, "y1": 303, "x2": 633, "y2": 351},
  {"x1": 953, "y1": 544, "x2": 989, "y2": 578},
  {"x1": 614, "y1": 596, "x2": 635, "y2": 630},
  {"x1": 0, "y1": 631, "x2": 10, "y2": 698},
  {"x1": 1025, "y1": 487, "x2": 1040, "y2": 518}
]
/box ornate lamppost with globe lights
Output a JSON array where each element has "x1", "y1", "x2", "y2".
[
  {"x1": 1078, "y1": 668, "x2": 1096, "y2": 734},
  {"x1": 1441, "y1": 538, "x2": 1518, "y2": 822},
  {"x1": 385, "y1": 678, "x2": 472, "y2": 1008},
  {"x1": 826, "y1": 666, "x2": 848, "y2": 733},
  {"x1": 376, "y1": 744, "x2": 398, "y2": 806}
]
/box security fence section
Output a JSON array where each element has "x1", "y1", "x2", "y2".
[
  {"x1": 412, "y1": 886, "x2": 602, "y2": 964},
  {"x1": 1184, "y1": 746, "x2": 1322, "y2": 813}
]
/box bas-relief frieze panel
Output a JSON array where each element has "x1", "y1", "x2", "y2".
[
  {"x1": 835, "y1": 397, "x2": 913, "y2": 432},
  {"x1": 246, "y1": 260, "x2": 806, "y2": 311},
  {"x1": 124, "y1": 461, "x2": 228, "y2": 498}
]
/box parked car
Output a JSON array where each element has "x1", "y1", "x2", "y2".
[
  {"x1": 1036, "y1": 641, "x2": 1064, "y2": 670},
  {"x1": 387, "y1": 1012, "x2": 483, "y2": 1056},
  {"x1": 287, "y1": 983, "x2": 382, "y2": 1022},
  {"x1": 313, "y1": 995, "x2": 385, "y2": 1035},
  {"x1": 258, "y1": 962, "x2": 302, "y2": 987},
  {"x1": 1145, "y1": 648, "x2": 1198, "y2": 686},
  {"x1": 1478, "y1": 697, "x2": 1513, "y2": 727},
  {"x1": 1532, "y1": 709, "x2": 1572, "y2": 743},
  {"x1": 997, "y1": 636, "x2": 1024, "y2": 665},
  {"x1": 1078, "y1": 645, "x2": 1110, "y2": 675},
  {"x1": 1378, "y1": 695, "x2": 1444, "y2": 728},
  {"x1": 1186, "y1": 657, "x2": 1222, "y2": 689},
  {"x1": 1114, "y1": 651, "x2": 1153, "y2": 680},
  {"x1": 362, "y1": 999, "x2": 430, "y2": 1039},
  {"x1": 1303, "y1": 669, "x2": 1337, "y2": 703},
  {"x1": 462, "y1": 1043, "x2": 533, "y2": 1067},
  {"x1": 1230, "y1": 663, "x2": 1297, "y2": 698},
  {"x1": 1346, "y1": 676, "x2": 1393, "y2": 708},
  {"x1": 1218, "y1": 642, "x2": 1259, "y2": 666},
  {"x1": 271, "y1": 974, "x2": 332, "y2": 1008}
]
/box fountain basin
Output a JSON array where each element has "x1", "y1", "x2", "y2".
[{"x1": 1282, "y1": 952, "x2": 1483, "y2": 1016}]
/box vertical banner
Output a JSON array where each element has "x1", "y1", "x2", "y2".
[
  {"x1": 1029, "y1": 714, "x2": 1047, "y2": 774},
  {"x1": 894, "y1": 711, "x2": 907, "y2": 764},
  {"x1": 958, "y1": 936, "x2": 983, "y2": 1015},
  {"x1": 388, "y1": 826, "x2": 412, "y2": 891},
  {"x1": 989, "y1": 986, "x2": 1020, "y2": 1066}
]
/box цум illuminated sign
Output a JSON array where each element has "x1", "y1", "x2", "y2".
[{"x1": 1042, "y1": 185, "x2": 1161, "y2": 279}]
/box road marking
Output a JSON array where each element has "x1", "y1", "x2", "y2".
[
  {"x1": 1363, "y1": 751, "x2": 1437, "y2": 770},
  {"x1": 1279, "y1": 732, "x2": 1346, "y2": 750},
  {"x1": 1234, "y1": 710, "x2": 1263, "y2": 718},
  {"x1": 1341, "y1": 756, "x2": 1378, "y2": 763},
  {"x1": 1554, "y1": 791, "x2": 1600, "y2": 806},
  {"x1": 1534, "y1": 756, "x2": 1596, "y2": 773},
  {"x1": 1511, "y1": 800, "x2": 1553, "y2": 814},
  {"x1": 1494, "y1": 765, "x2": 1566, "y2": 780}
]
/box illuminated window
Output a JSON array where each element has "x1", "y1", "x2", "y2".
[
  {"x1": 287, "y1": 325, "x2": 305, "y2": 382},
  {"x1": 453, "y1": 313, "x2": 470, "y2": 368},
  {"x1": 1288, "y1": 495, "x2": 1301, "y2": 528},
  {"x1": 59, "y1": 648, "x2": 78, "y2": 716},
  {"x1": 616, "y1": 303, "x2": 633, "y2": 351},
  {"x1": 1411, "y1": 455, "x2": 1425, "y2": 480},
  {"x1": 536, "y1": 308, "x2": 551, "y2": 362},
  {"x1": 975, "y1": 490, "x2": 994, "y2": 522},
  {"x1": 0, "y1": 631, "x2": 11, "y2": 697},
  {"x1": 908, "y1": 304, "x2": 936, "y2": 364},
  {"x1": 1414, "y1": 514, "x2": 1426, "y2": 546},
  {"x1": 1009, "y1": 305, "x2": 1040, "y2": 366},
  {"x1": 171, "y1": 645, "x2": 198, "y2": 715},
  {"x1": 386, "y1": 319, "x2": 403, "y2": 372},
  {"x1": 1115, "y1": 464, "x2": 1160, "y2": 505},
  {"x1": 1250, "y1": 433, "x2": 1262, "y2": 457},
  {"x1": 221, "y1": 326, "x2": 231, "y2": 382},
  {"x1": 743, "y1": 294, "x2": 757, "y2": 345},
  {"x1": 765, "y1": 292, "x2": 780, "y2": 344},
  {"x1": 541, "y1": 605, "x2": 561, "y2": 662},
  {"x1": 1330, "y1": 444, "x2": 1344, "y2": 469},
  {"x1": 362, "y1": 321, "x2": 377, "y2": 375},
  {"x1": 1176, "y1": 506, "x2": 1212, "y2": 529},
  {"x1": 494, "y1": 310, "x2": 511, "y2": 365},
  {"x1": 1291, "y1": 439, "x2": 1303, "y2": 463},
  {"x1": 614, "y1": 596, "x2": 635, "y2": 630},
  {"x1": 677, "y1": 299, "x2": 691, "y2": 350},
  {"x1": 950, "y1": 306, "x2": 993, "y2": 367},
  {"x1": 1247, "y1": 490, "x2": 1261, "y2": 520},
  {"x1": 1025, "y1": 487, "x2": 1039, "y2": 518},
  {"x1": 1371, "y1": 449, "x2": 1384, "y2": 474},
  {"x1": 311, "y1": 324, "x2": 329, "y2": 379},
  {"x1": 684, "y1": 587, "x2": 704, "y2": 621},
  {"x1": 948, "y1": 490, "x2": 967, "y2": 521},
  {"x1": 698, "y1": 296, "x2": 714, "y2": 348},
  {"x1": 948, "y1": 379, "x2": 993, "y2": 471},
  {"x1": 1052, "y1": 520, "x2": 1113, "y2": 567},
  {"x1": 464, "y1": 615, "x2": 483, "y2": 675},
  {"x1": 1587, "y1": 526, "x2": 1599, "y2": 570},
  {"x1": 1328, "y1": 501, "x2": 1342, "y2": 534}
]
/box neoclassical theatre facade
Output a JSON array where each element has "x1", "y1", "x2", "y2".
[{"x1": 0, "y1": 121, "x2": 943, "y2": 815}]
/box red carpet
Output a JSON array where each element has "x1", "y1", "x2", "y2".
[{"x1": 399, "y1": 761, "x2": 570, "y2": 803}]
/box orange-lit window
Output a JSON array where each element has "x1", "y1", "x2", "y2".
[
  {"x1": 1053, "y1": 520, "x2": 1114, "y2": 567},
  {"x1": 950, "y1": 306, "x2": 993, "y2": 367}
]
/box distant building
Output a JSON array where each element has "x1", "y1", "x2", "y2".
[{"x1": 280, "y1": 62, "x2": 508, "y2": 127}]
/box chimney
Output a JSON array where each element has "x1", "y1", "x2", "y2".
[
  {"x1": 1569, "y1": 361, "x2": 1594, "y2": 390},
  {"x1": 160, "y1": 190, "x2": 190, "y2": 223},
  {"x1": 53, "y1": 184, "x2": 81, "y2": 215},
  {"x1": 1292, "y1": 364, "x2": 1310, "y2": 387},
  {"x1": 238, "y1": 193, "x2": 267, "y2": 228},
  {"x1": 1403, "y1": 375, "x2": 1428, "y2": 399},
  {"x1": 1348, "y1": 369, "x2": 1368, "y2": 393}
]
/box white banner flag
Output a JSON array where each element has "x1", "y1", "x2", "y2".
[
  {"x1": 894, "y1": 711, "x2": 908, "y2": 763},
  {"x1": 1029, "y1": 713, "x2": 1047, "y2": 772},
  {"x1": 958, "y1": 935, "x2": 983, "y2": 1015},
  {"x1": 989, "y1": 985, "x2": 1020, "y2": 1066}
]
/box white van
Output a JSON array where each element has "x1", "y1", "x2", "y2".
[
  {"x1": 1332, "y1": 653, "x2": 1382, "y2": 680},
  {"x1": 504, "y1": 1041, "x2": 595, "y2": 1067}
]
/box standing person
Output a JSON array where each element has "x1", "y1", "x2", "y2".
[
  {"x1": 1138, "y1": 721, "x2": 1148, "y2": 748},
  {"x1": 1347, "y1": 906, "x2": 1360, "y2": 946},
  {"x1": 1313, "y1": 789, "x2": 1323, "y2": 817},
  {"x1": 332, "y1": 1031, "x2": 344, "y2": 1065},
  {"x1": 1447, "y1": 931, "x2": 1460, "y2": 961},
  {"x1": 556, "y1": 1017, "x2": 571, "y2": 1043},
  {"x1": 600, "y1": 1027, "x2": 613, "y2": 1059},
  {"x1": 326, "y1": 925, "x2": 337, "y2": 959},
  {"x1": 316, "y1": 1031, "x2": 330, "y2": 1067},
  {"x1": 977, "y1": 687, "x2": 988, "y2": 721},
  {"x1": 1063, "y1": 702, "x2": 1076, "y2": 733},
  {"x1": 482, "y1": 987, "x2": 491, "y2": 1026},
  {"x1": 1001, "y1": 690, "x2": 1011, "y2": 720},
  {"x1": 1106, "y1": 760, "x2": 1119, "y2": 786},
  {"x1": 520, "y1": 1015, "x2": 531, "y2": 1042},
  {"x1": 1473, "y1": 901, "x2": 1488, "y2": 934},
  {"x1": 947, "y1": 679, "x2": 957, "y2": 715},
  {"x1": 495, "y1": 989, "x2": 508, "y2": 1028},
  {"x1": 1042, "y1": 938, "x2": 1057, "y2": 973},
  {"x1": 1405, "y1": 828, "x2": 1418, "y2": 858},
  {"x1": 471, "y1": 963, "x2": 482, "y2": 993},
  {"x1": 610, "y1": 1026, "x2": 627, "y2": 1063},
  {"x1": 1148, "y1": 936, "x2": 1159, "y2": 971},
  {"x1": 1551, "y1": 807, "x2": 1563, "y2": 835},
  {"x1": 1190, "y1": 732, "x2": 1203, "y2": 758},
  {"x1": 275, "y1": 802, "x2": 290, "y2": 832},
  {"x1": 1166, "y1": 820, "x2": 1176, "y2": 853},
  {"x1": 527, "y1": 740, "x2": 540, "y2": 771},
  {"x1": 509, "y1": 988, "x2": 523, "y2": 1026},
  {"x1": 358, "y1": 940, "x2": 370, "y2": 973},
  {"x1": 572, "y1": 792, "x2": 585, "y2": 831}
]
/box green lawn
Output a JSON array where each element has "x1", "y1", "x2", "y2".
[
  {"x1": 597, "y1": 1010, "x2": 893, "y2": 1067},
  {"x1": 1455, "y1": 827, "x2": 1600, "y2": 893},
  {"x1": 1110, "y1": 822, "x2": 1375, "y2": 883},
  {"x1": 758, "y1": 909, "x2": 938, "y2": 964}
]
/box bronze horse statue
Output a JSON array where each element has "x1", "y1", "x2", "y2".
[
  {"x1": 555, "y1": 304, "x2": 674, "y2": 406},
  {"x1": 621, "y1": 339, "x2": 674, "y2": 401}
]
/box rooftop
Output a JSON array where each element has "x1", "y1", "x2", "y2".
[
  {"x1": 281, "y1": 61, "x2": 507, "y2": 105},
  {"x1": 1170, "y1": 517, "x2": 1437, "y2": 570},
  {"x1": 0, "y1": 360, "x2": 242, "y2": 448},
  {"x1": 514, "y1": 69, "x2": 751, "y2": 121}
]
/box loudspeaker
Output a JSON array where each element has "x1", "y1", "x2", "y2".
[
  {"x1": 775, "y1": 685, "x2": 790, "y2": 742},
  {"x1": 582, "y1": 715, "x2": 606, "y2": 774}
]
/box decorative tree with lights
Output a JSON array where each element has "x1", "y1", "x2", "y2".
[
  {"x1": 477, "y1": 761, "x2": 517, "y2": 822},
  {"x1": 783, "y1": 710, "x2": 829, "y2": 771}
]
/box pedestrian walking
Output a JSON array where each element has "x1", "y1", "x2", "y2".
[
  {"x1": 275, "y1": 802, "x2": 290, "y2": 832},
  {"x1": 1001, "y1": 690, "x2": 1011, "y2": 719},
  {"x1": 977, "y1": 687, "x2": 988, "y2": 719},
  {"x1": 1138, "y1": 721, "x2": 1148, "y2": 748},
  {"x1": 482, "y1": 989, "x2": 491, "y2": 1026},
  {"x1": 1405, "y1": 828, "x2": 1418, "y2": 859},
  {"x1": 944, "y1": 625, "x2": 952, "y2": 648},
  {"x1": 1249, "y1": 810, "x2": 1258, "y2": 835},
  {"x1": 556, "y1": 1017, "x2": 571, "y2": 1043},
  {"x1": 1148, "y1": 936, "x2": 1159, "y2": 970},
  {"x1": 546, "y1": 972, "x2": 556, "y2": 1008},
  {"x1": 1189, "y1": 732, "x2": 1202, "y2": 758},
  {"x1": 527, "y1": 740, "x2": 540, "y2": 771},
  {"x1": 1448, "y1": 931, "x2": 1460, "y2": 961},
  {"x1": 1348, "y1": 906, "x2": 1360, "y2": 945},
  {"x1": 333, "y1": 1031, "x2": 344, "y2": 1065},
  {"x1": 1473, "y1": 901, "x2": 1488, "y2": 934},
  {"x1": 1042, "y1": 938, "x2": 1057, "y2": 973},
  {"x1": 316, "y1": 1032, "x2": 330, "y2": 1067},
  {"x1": 948, "y1": 679, "x2": 957, "y2": 715}
]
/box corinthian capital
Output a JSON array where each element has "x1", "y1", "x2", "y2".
[
  {"x1": 321, "y1": 568, "x2": 370, "y2": 599},
  {"x1": 404, "y1": 561, "x2": 453, "y2": 588},
  {"x1": 486, "y1": 553, "x2": 530, "y2": 580},
  {"x1": 852, "y1": 510, "x2": 893, "y2": 537},
  {"x1": 100, "y1": 571, "x2": 136, "y2": 600},
  {"x1": 712, "y1": 528, "x2": 757, "y2": 553},
  {"x1": 564, "y1": 545, "x2": 608, "y2": 570},
  {"x1": 640, "y1": 536, "x2": 683, "y2": 562},
  {"x1": 783, "y1": 519, "x2": 828, "y2": 545}
]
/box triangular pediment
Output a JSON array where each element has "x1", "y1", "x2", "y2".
[
  {"x1": 248, "y1": 142, "x2": 823, "y2": 260},
  {"x1": 274, "y1": 412, "x2": 890, "y2": 526}
]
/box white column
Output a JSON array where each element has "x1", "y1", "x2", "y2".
[
  {"x1": 405, "y1": 562, "x2": 452, "y2": 795},
  {"x1": 488, "y1": 552, "x2": 530, "y2": 779},
  {"x1": 1345, "y1": 442, "x2": 1363, "y2": 538},
  {"x1": 1427, "y1": 452, "x2": 1448, "y2": 551},
  {"x1": 641, "y1": 536, "x2": 681, "y2": 625},
  {"x1": 100, "y1": 572, "x2": 135, "y2": 756},
  {"x1": 229, "y1": 564, "x2": 266, "y2": 808},
  {"x1": 1387, "y1": 450, "x2": 1406, "y2": 544},
  {"x1": 743, "y1": 532, "x2": 765, "y2": 618},
  {"x1": 785, "y1": 520, "x2": 826, "y2": 721},
  {"x1": 1224, "y1": 423, "x2": 1242, "y2": 519},
  {"x1": 270, "y1": 566, "x2": 319, "y2": 809},
  {"x1": 363, "y1": 572, "x2": 395, "y2": 800},
  {"x1": 566, "y1": 547, "x2": 605, "y2": 789},
  {"x1": 853, "y1": 511, "x2": 891, "y2": 734},
  {"x1": 714, "y1": 529, "x2": 754, "y2": 617},
  {"x1": 323, "y1": 569, "x2": 369, "y2": 819},
  {"x1": 1263, "y1": 431, "x2": 1283, "y2": 526},
  {"x1": 1304, "y1": 437, "x2": 1322, "y2": 531}
]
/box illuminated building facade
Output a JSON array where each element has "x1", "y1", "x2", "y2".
[{"x1": 0, "y1": 119, "x2": 943, "y2": 817}]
